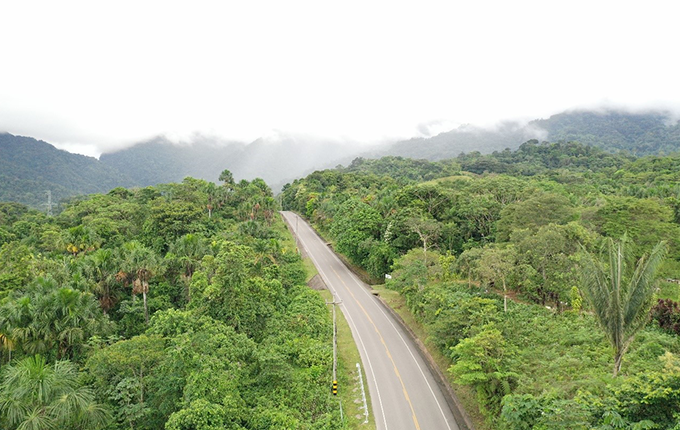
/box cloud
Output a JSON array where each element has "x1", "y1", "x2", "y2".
[
  {"x1": 1, "y1": 1, "x2": 680, "y2": 156},
  {"x1": 416, "y1": 119, "x2": 462, "y2": 137}
]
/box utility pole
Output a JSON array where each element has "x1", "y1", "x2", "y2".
[
  {"x1": 295, "y1": 214, "x2": 300, "y2": 254},
  {"x1": 326, "y1": 299, "x2": 341, "y2": 399},
  {"x1": 332, "y1": 301, "x2": 337, "y2": 383}
]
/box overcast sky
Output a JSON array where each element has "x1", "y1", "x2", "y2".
[{"x1": 1, "y1": 0, "x2": 679, "y2": 157}]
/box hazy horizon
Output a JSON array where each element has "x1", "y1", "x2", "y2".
[{"x1": 2, "y1": 1, "x2": 679, "y2": 158}]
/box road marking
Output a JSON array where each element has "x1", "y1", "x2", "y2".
[
  {"x1": 286, "y1": 212, "x2": 455, "y2": 430},
  {"x1": 329, "y1": 264, "x2": 422, "y2": 430},
  {"x1": 285, "y1": 213, "x2": 389, "y2": 430}
]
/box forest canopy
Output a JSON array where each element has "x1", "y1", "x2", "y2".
[{"x1": 0, "y1": 173, "x2": 343, "y2": 430}]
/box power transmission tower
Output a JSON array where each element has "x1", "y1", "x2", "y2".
[{"x1": 45, "y1": 190, "x2": 53, "y2": 216}]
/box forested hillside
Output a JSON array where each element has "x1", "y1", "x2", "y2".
[
  {"x1": 98, "y1": 137, "x2": 246, "y2": 186},
  {"x1": 532, "y1": 110, "x2": 680, "y2": 155},
  {"x1": 0, "y1": 173, "x2": 343, "y2": 430},
  {"x1": 375, "y1": 110, "x2": 680, "y2": 161},
  {"x1": 373, "y1": 122, "x2": 544, "y2": 161},
  {"x1": 0, "y1": 133, "x2": 135, "y2": 208},
  {"x1": 4, "y1": 109, "x2": 679, "y2": 210},
  {"x1": 100, "y1": 134, "x2": 362, "y2": 192},
  {"x1": 282, "y1": 140, "x2": 680, "y2": 429}
]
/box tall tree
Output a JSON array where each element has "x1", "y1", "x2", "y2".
[
  {"x1": 84, "y1": 248, "x2": 120, "y2": 313},
  {"x1": 407, "y1": 216, "x2": 441, "y2": 255},
  {"x1": 218, "y1": 169, "x2": 235, "y2": 189},
  {"x1": 580, "y1": 237, "x2": 667, "y2": 376},
  {"x1": 477, "y1": 246, "x2": 516, "y2": 312},
  {"x1": 120, "y1": 241, "x2": 159, "y2": 325}
]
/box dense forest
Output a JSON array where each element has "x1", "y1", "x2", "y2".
[
  {"x1": 0, "y1": 172, "x2": 343, "y2": 430},
  {"x1": 282, "y1": 140, "x2": 680, "y2": 429}
]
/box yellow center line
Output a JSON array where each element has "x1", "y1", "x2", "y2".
[{"x1": 330, "y1": 264, "x2": 422, "y2": 430}]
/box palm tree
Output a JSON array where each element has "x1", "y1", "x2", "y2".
[
  {"x1": 84, "y1": 248, "x2": 120, "y2": 314},
  {"x1": 580, "y1": 237, "x2": 667, "y2": 376},
  {"x1": 0, "y1": 355, "x2": 109, "y2": 430},
  {"x1": 204, "y1": 182, "x2": 217, "y2": 218},
  {"x1": 0, "y1": 328, "x2": 14, "y2": 363},
  {"x1": 1, "y1": 279, "x2": 109, "y2": 360},
  {"x1": 168, "y1": 234, "x2": 208, "y2": 301},
  {"x1": 120, "y1": 241, "x2": 158, "y2": 325}
]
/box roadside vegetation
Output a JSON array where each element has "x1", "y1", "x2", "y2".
[
  {"x1": 281, "y1": 141, "x2": 680, "y2": 429},
  {"x1": 0, "y1": 171, "x2": 345, "y2": 430}
]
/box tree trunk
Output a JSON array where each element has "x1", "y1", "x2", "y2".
[
  {"x1": 613, "y1": 350, "x2": 623, "y2": 377},
  {"x1": 139, "y1": 366, "x2": 144, "y2": 403},
  {"x1": 142, "y1": 290, "x2": 149, "y2": 325},
  {"x1": 503, "y1": 278, "x2": 508, "y2": 313}
]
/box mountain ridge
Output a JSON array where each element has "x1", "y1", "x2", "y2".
[
  {"x1": 3, "y1": 108, "x2": 680, "y2": 209},
  {"x1": 0, "y1": 133, "x2": 135, "y2": 208}
]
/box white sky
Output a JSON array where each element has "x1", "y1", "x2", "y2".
[{"x1": 1, "y1": 0, "x2": 679, "y2": 157}]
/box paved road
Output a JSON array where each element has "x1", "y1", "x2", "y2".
[{"x1": 281, "y1": 211, "x2": 461, "y2": 430}]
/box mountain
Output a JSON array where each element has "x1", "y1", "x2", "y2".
[
  {"x1": 103, "y1": 110, "x2": 680, "y2": 192},
  {"x1": 369, "y1": 121, "x2": 546, "y2": 160},
  {"x1": 371, "y1": 110, "x2": 680, "y2": 162},
  {"x1": 99, "y1": 133, "x2": 363, "y2": 192},
  {"x1": 0, "y1": 133, "x2": 135, "y2": 208},
  {"x1": 99, "y1": 136, "x2": 246, "y2": 187},
  {"x1": 531, "y1": 110, "x2": 680, "y2": 155},
  {"x1": 3, "y1": 108, "x2": 680, "y2": 210}
]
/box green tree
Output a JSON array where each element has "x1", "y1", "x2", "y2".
[
  {"x1": 219, "y1": 169, "x2": 235, "y2": 189},
  {"x1": 449, "y1": 326, "x2": 516, "y2": 416},
  {"x1": 86, "y1": 335, "x2": 165, "y2": 430},
  {"x1": 477, "y1": 246, "x2": 516, "y2": 312},
  {"x1": 1, "y1": 279, "x2": 110, "y2": 360},
  {"x1": 580, "y1": 237, "x2": 667, "y2": 376},
  {"x1": 83, "y1": 248, "x2": 120, "y2": 314},
  {"x1": 120, "y1": 241, "x2": 160, "y2": 325},
  {"x1": 407, "y1": 216, "x2": 441, "y2": 255},
  {"x1": 0, "y1": 355, "x2": 109, "y2": 430}
]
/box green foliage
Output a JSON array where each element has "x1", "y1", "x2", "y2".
[
  {"x1": 449, "y1": 326, "x2": 516, "y2": 416},
  {"x1": 581, "y1": 237, "x2": 668, "y2": 376},
  {"x1": 0, "y1": 133, "x2": 135, "y2": 209},
  {"x1": 281, "y1": 142, "x2": 680, "y2": 428},
  {"x1": 0, "y1": 174, "x2": 343, "y2": 430},
  {"x1": 0, "y1": 278, "x2": 111, "y2": 361},
  {"x1": 330, "y1": 198, "x2": 382, "y2": 267},
  {"x1": 570, "y1": 286, "x2": 583, "y2": 313},
  {"x1": 0, "y1": 355, "x2": 110, "y2": 430}
]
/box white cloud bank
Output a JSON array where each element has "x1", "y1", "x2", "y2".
[{"x1": 1, "y1": 0, "x2": 679, "y2": 157}]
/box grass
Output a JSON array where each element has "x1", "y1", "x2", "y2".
[
  {"x1": 319, "y1": 290, "x2": 376, "y2": 430},
  {"x1": 303, "y1": 257, "x2": 318, "y2": 283},
  {"x1": 658, "y1": 280, "x2": 680, "y2": 301},
  {"x1": 370, "y1": 283, "x2": 492, "y2": 430},
  {"x1": 273, "y1": 213, "x2": 298, "y2": 253}
]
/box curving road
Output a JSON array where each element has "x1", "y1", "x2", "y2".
[{"x1": 281, "y1": 211, "x2": 462, "y2": 430}]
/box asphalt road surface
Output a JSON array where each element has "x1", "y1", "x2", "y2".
[{"x1": 281, "y1": 211, "x2": 461, "y2": 430}]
